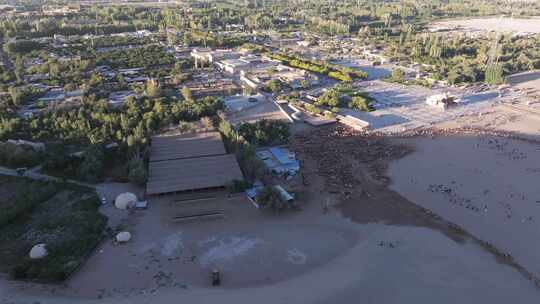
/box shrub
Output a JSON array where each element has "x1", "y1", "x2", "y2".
[
  {"x1": 10, "y1": 261, "x2": 31, "y2": 279},
  {"x1": 0, "y1": 180, "x2": 58, "y2": 228},
  {"x1": 256, "y1": 186, "x2": 288, "y2": 211},
  {"x1": 0, "y1": 142, "x2": 42, "y2": 168},
  {"x1": 303, "y1": 103, "x2": 323, "y2": 115},
  {"x1": 390, "y1": 68, "x2": 406, "y2": 82},
  {"x1": 225, "y1": 179, "x2": 250, "y2": 193},
  {"x1": 236, "y1": 146, "x2": 266, "y2": 181},
  {"x1": 349, "y1": 95, "x2": 375, "y2": 112},
  {"x1": 127, "y1": 155, "x2": 147, "y2": 186}
]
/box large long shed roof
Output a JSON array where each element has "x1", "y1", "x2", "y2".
[
  {"x1": 150, "y1": 131, "x2": 226, "y2": 162},
  {"x1": 146, "y1": 154, "x2": 243, "y2": 195}
]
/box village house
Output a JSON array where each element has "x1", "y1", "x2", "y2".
[
  {"x1": 180, "y1": 72, "x2": 241, "y2": 97},
  {"x1": 42, "y1": 5, "x2": 80, "y2": 16},
  {"x1": 109, "y1": 91, "x2": 137, "y2": 106},
  {"x1": 190, "y1": 48, "x2": 240, "y2": 68},
  {"x1": 37, "y1": 88, "x2": 83, "y2": 105}
]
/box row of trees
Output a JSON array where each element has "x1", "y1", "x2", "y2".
[
  {"x1": 267, "y1": 52, "x2": 368, "y2": 82},
  {"x1": 237, "y1": 119, "x2": 290, "y2": 146},
  {"x1": 1, "y1": 20, "x2": 156, "y2": 39},
  {"x1": 96, "y1": 44, "x2": 174, "y2": 69},
  {"x1": 379, "y1": 28, "x2": 540, "y2": 85}
]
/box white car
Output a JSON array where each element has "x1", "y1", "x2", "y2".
[{"x1": 135, "y1": 201, "x2": 148, "y2": 210}]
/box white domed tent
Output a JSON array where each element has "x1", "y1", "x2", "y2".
[
  {"x1": 29, "y1": 243, "x2": 48, "y2": 259},
  {"x1": 114, "y1": 192, "x2": 137, "y2": 210},
  {"x1": 116, "y1": 231, "x2": 132, "y2": 243}
]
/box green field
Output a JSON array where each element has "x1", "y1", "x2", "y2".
[{"x1": 0, "y1": 176, "x2": 107, "y2": 282}]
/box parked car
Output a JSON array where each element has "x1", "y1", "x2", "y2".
[
  {"x1": 15, "y1": 167, "x2": 27, "y2": 176},
  {"x1": 134, "y1": 200, "x2": 148, "y2": 209}
]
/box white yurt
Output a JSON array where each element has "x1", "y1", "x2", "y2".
[
  {"x1": 114, "y1": 192, "x2": 137, "y2": 210},
  {"x1": 29, "y1": 243, "x2": 48, "y2": 259},
  {"x1": 116, "y1": 231, "x2": 132, "y2": 243}
]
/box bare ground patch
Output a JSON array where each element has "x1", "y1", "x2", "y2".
[{"x1": 291, "y1": 124, "x2": 540, "y2": 288}]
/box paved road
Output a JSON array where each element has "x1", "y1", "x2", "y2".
[{"x1": 0, "y1": 165, "x2": 93, "y2": 188}]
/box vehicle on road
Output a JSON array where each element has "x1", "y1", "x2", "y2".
[{"x1": 15, "y1": 168, "x2": 27, "y2": 176}]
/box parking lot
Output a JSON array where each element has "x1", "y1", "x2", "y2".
[{"x1": 342, "y1": 80, "x2": 501, "y2": 133}]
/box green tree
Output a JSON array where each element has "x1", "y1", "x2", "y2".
[
  {"x1": 316, "y1": 90, "x2": 341, "y2": 107},
  {"x1": 349, "y1": 96, "x2": 374, "y2": 112},
  {"x1": 145, "y1": 79, "x2": 162, "y2": 98},
  {"x1": 256, "y1": 186, "x2": 288, "y2": 211},
  {"x1": 78, "y1": 146, "x2": 105, "y2": 183},
  {"x1": 181, "y1": 86, "x2": 193, "y2": 101},
  {"x1": 391, "y1": 68, "x2": 405, "y2": 81},
  {"x1": 127, "y1": 155, "x2": 147, "y2": 185},
  {"x1": 267, "y1": 79, "x2": 284, "y2": 94}
]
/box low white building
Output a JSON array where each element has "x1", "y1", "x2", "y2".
[
  {"x1": 109, "y1": 90, "x2": 137, "y2": 105},
  {"x1": 191, "y1": 48, "x2": 240, "y2": 66},
  {"x1": 426, "y1": 94, "x2": 457, "y2": 110},
  {"x1": 217, "y1": 58, "x2": 252, "y2": 74},
  {"x1": 216, "y1": 55, "x2": 272, "y2": 75}
]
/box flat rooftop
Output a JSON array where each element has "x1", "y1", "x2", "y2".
[
  {"x1": 147, "y1": 130, "x2": 244, "y2": 195},
  {"x1": 227, "y1": 101, "x2": 291, "y2": 125},
  {"x1": 150, "y1": 132, "x2": 226, "y2": 162},
  {"x1": 146, "y1": 154, "x2": 243, "y2": 195}
]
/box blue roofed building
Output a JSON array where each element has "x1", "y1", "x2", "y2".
[{"x1": 256, "y1": 147, "x2": 300, "y2": 176}]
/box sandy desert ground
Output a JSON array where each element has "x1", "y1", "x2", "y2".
[
  {"x1": 389, "y1": 135, "x2": 540, "y2": 278},
  {"x1": 2, "y1": 221, "x2": 539, "y2": 304},
  {"x1": 432, "y1": 17, "x2": 540, "y2": 33}
]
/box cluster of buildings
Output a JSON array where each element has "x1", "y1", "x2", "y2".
[
  {"x1": 42, "y1": 5, "x2": 80, "y2": 16},
  {"x1": 18, "y1": 85, "x2": 84, "y2": 118},
  {"x1": 241, "y1": 64, "x2": 319, "y2": 90},
  {"x1": 0, "y1": 4, "x2": 79, "y2": 17},
  {"x1": 190, "y1": 48, "x2": 320, "y2": 92},
  {"x1": 278, "y1": 37, "x2": 394, "y2": 64},
  {"x1": 180, "y1": 71, "x2": 241, "y2": 98},
  {"x1": 52, "y1": 30, "x2": 157, "y2": 46}
]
